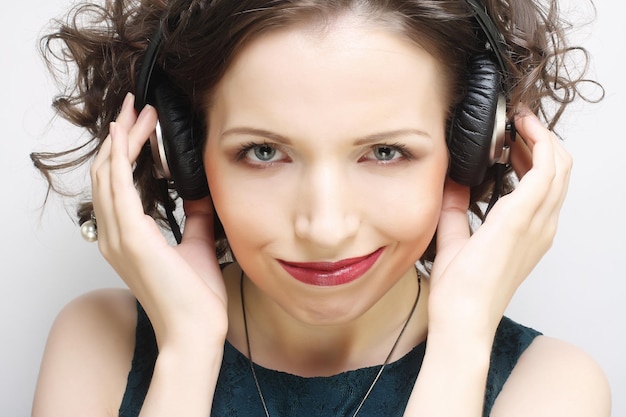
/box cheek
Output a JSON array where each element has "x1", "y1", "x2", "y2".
[
  {"x1": 370, "y1": 174, "x2": 445, "y2": 242},
  {"x1": 206, "y1": 162, "x2": 288, "y2": 252},
  {"x1": 362, "y1": 153, "x2": 448, "y2": 256}
]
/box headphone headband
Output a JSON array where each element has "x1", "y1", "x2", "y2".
[
  {"x1": 464, "y1": 0, "x2": 509, "y2": 75},
  {"x1": 135, "y1": 26, "x2": 164, "y2": 113}
]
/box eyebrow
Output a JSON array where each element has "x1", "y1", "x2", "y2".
[
  {"x1": 220, "y1": 127, "x2": 432, "y2": 144},
  {"x1": 353, "y1": 128, "x2": 432, "y2": 145},
  {"x1": 221, "y1": 127, "x2": 292, "y2": 144}
]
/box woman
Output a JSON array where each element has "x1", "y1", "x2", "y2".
[{"x1": 31, "y1": 0, "x2": 610, "y2": 416}]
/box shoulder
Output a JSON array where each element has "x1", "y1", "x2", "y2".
[
  {"x1": 491, "y1": 335, "x2": 611, "y2": 417},
  {"x1": 32, "y1": 288, "x2": 138, "y2": 417}
]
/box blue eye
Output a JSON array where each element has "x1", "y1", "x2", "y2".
[
  {"x1": 252, "y1": 144, "x2": 277, "y2": 161},
  {"x1": 236, "y1": 142, "x2": 288, "y2": 165},
  {"x1": 372, "y1": 145, "x2": 399, "y2": 161},
  {"x1": 361, "y1": 143, "x2": 412, "y2": 163}
]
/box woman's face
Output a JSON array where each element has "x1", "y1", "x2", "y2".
[{"x1": 204, "y1": 17, "x2": 449, "y2": 324}]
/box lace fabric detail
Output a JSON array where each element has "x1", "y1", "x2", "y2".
[
  {"x1": 119, "y1": 302, "x2": 540, "y2": 417},
  {"x1": 484, "y1": 317, "x2": 542, "y2": 415},
  {"x1": 214, "y1": 339, "x2": 426, "y2": 417}
]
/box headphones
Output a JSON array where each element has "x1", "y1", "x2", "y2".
[
  {"x1": 134, "y1": 0, "x2": 512, "y2": 202},
  {"x1": 448, "y1": 0, "x2": 512, "y2": 187},
  {"x1": 134, "y1": 25, "x2": 208, "y2": 201}
]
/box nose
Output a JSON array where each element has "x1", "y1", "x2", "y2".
[{"x1": 294, "y1": 163, "x2": 360, "y2": 249}]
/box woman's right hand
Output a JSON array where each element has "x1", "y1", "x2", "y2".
[{"x1": 90, "y1": 93, "x2": 227, "y2": 350}]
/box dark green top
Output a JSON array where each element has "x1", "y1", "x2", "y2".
[{"x1": 119, "y1": 302, "x2": 540, "y2": 417}]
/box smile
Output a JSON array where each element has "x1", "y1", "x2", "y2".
[{"x1": 278, "y1": 247, "x2": 384, "y2": 286}]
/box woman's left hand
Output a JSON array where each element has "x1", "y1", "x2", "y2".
[{"x1": 427, "y1": 106, "x2": 573, "y2": 339}]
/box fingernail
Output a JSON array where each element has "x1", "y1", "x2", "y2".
[
  {"x1": 137, "y1": 104, "x2": 155, "y2": 123},
  {"x1": 121, "y1": 92, "x2": 135, "y2": 113}
]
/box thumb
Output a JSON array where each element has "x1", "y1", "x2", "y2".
[
  {"x1": 434, "y1": 178, "x2": 471, "y2": 271},
  {"x1": 181, "y1": 197, "x2": 215, "y2": 244}
]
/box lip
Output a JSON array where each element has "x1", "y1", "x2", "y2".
[{"x1": 278, "y1": 247, "x2": 384, "y2": 286}]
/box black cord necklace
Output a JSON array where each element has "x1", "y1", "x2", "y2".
[{"x1": 239, "y1": 269, "x2": 422, "y2": 417}]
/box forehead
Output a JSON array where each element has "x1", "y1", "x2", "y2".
[
  {"x1": 221, "y1": 15, "x2": 445, "y2": 89},
  {"x1": 209, "y1": 17, "x2": 449, "y2": 139}
]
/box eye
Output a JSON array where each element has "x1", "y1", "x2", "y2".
[
  {"x1": 252, "y1": 144, "x2": 277, "y2": 161},
  {"x1": 361, "y1": 143, "x2": 413, "y2": 163},
  {"x1": 236, "y1": 142, "x2": 289, "y2": 165},
  {"x1": 373, "y1": 145, "x2": 399, "y2": 161}
]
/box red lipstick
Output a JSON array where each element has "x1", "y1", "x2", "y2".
[{"x1": 278, "y1": 247, "x2": 384, "y2": 286}]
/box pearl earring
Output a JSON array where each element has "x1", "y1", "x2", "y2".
[{"x1": 80, "y1": 211, "x2": 97, "y2": 242}]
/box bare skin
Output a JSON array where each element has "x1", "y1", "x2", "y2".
[{"x1": 32, "y1": 17, "x2": 611, "y2": 417}]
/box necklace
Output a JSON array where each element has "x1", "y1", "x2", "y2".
[{"x1": 239, "y1": 269, "x2": 422, "y2": 417}]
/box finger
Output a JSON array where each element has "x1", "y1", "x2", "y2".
[
  {"x1": 534, "y1": 134, "x2": 573, "y2": 227},
  {"x1": 126, "y1": 104, "x2": 158, "y2": 162},
  {"x1": 180, "y1": 197, "x2": 220, "y2": 283},
  {"x1": 512, "y1": 105, "x2": 566, "y2": 176},
  {"x1": 109, "y1": 122, "x2": 139, "y2": 196},
  {"x1": 509, "y1": 131, "x2": 532, "y2": 179},
  {"x1": 552, "y1": 135, "x2": 574, "y2": 206},
  {"x1": 489, "y1": 117, "x2": 570, "y2": 253},
  {"x1": 94, "y1": 122, "x2": 134, "y2": 245},
  {"x1": 510, "y1": 107, "x2": 547, "y2": 179},
  {"x1": 181, "y1": 197, "x2": 215, "y2": 244},
  {"x1": 91, "y1": 93, "x2": 137, "y2": 172},
  {"x1": 93, "y1": 105, "x2": 159, "y2": 247},
  {"x1": 101, "y1": 104, "x2": 156, "y2": 192},
  {"x1": 90, "y1": 136, "x2": 115, "y2": 233},
  {"x1": 436, "y1": 179, "x2": 471, "y2": 258},
  {"x1": 514, "y1": 107, "x2": 552, "y2": 152},
  {"x1": 108, "y1": 122, "x2": 154, "y2": 234},
  {"x1": 91, "y1": 135, "x2": 112, "y2": 174},
  {"x1": 509, "y1": 111, "x2": 557, "y2": 207},
  {"x1": 116, "y1": 92, "x2": 139, "y2": 130}
]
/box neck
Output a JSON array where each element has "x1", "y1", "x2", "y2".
[{"x1": 229, "y1": 265, "x2": 428, "y2": 377}]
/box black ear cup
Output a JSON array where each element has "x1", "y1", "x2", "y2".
[
  {"x1": 134, "y1": 26, "x2": 208, "y2": 201},
  {"x1": 135, "y1": 60, "x2": 209, "y2": 200},
  {"x1": 150, "y1": 77, "x2": 209, "y2": 200},
  {"x1": 447, "y1": 54, "x2": 504, "y2": 186}
]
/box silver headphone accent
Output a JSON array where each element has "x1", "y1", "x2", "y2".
[
  {"x1": 149, "y1": 121, "x2": 172, "y2": 180},
  {"x1": 490, "y1": 95, "x2": 510, "y2": 165}
]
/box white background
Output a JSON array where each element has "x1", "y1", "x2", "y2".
[{"x1": 2, "y1": 0, "x2": 624, "y2": 415}]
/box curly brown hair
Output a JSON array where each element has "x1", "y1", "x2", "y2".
[{"x1": 31, "y1": 0, "x2": 599, "y2": 265}]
